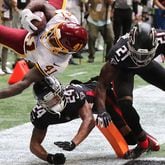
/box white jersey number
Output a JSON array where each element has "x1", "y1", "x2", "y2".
[{"x1": 32, "y1": 104, "x2": 47, "y2": 119}]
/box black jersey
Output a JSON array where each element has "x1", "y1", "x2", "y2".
[
  {"x1": 108, "y1": 30, "x2": 165, "y2": 69},
  {"x1": 30, "y1": 83, "x2": 96, "y2": 130}
]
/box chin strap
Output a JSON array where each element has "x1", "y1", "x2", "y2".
[{"x1": 48, "y1": 100, "x2": 66, "y2": 118}]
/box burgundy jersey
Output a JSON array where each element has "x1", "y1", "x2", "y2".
[{"x1": 107, "y1": 30, "x2": 165, "y2": 69}]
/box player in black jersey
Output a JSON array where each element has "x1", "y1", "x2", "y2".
[
  {"x1": 30, "y1": 75, "x2": 160, "y2": 163},
  {"x1": 30, "y1": 76, "x2": 96, "y2": 164},
  {"x1": 95, "y1": 22, "x2": 165, "y2": 159},
  {"x1": 31, "y1": 76, "x2": 125, "y2": 164}
]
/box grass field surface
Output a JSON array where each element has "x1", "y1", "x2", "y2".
[
  {"x1": 0, "y1": 85, "x2": 164, "y2": 165},
  {"x1": 0, "y1": 51, "x2": 149, "y2": 130},
  {"x1": 0, "y1": 51, "x2": 164, "y2": 164}
]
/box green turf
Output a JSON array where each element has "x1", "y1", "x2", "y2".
[
  {"x1": 0, "y1": 51, "x2": 160, "y2": 130},
  {"x1": 145, "y1": 143, "x2": 165, "y2": 157},
  {"x1": 0, "y1": 51, "x2": 165, "y2": 156}
]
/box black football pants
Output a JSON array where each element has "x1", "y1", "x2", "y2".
[{"x1": 113, "y1": 61, "x2": 165, "y2": 138}]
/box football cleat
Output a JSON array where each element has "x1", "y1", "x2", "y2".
[
  {"x1": 124, "y1": 132, "x2": 160, "y2": 159},
  {"x1": 124, "y1": 138, "x2": 152, "y2": 159},
  {"x1": 146, "y1": 133, "x2": 160, "y2": 151},
  {"x1": 124, "y1": 144, "x2": 150, "y2": 159}
]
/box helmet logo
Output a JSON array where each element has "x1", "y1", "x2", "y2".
[
  {"x1": 56, "y1": 28, "x2": 61, "y2": 39},
  {"x1": 73, "y1": 43, "x2": 83, "y2": 51}
]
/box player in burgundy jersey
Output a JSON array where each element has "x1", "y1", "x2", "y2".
[{"x1": 0, "y1": 0, "x2": 87, "y2": 99}]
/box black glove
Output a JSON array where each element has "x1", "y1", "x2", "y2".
[
  {"x1": 47, "y1": 153, "x2": 66, "y2": 164},
  {"x1": 54, "y1": 141, "x2": 76, "y2": 151},
  {"x1": 96, "y1": 111, "x2": 111, "y2": 127}
]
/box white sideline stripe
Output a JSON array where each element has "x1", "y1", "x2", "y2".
[
  {"x1": 0, "y1": 85, "x2": 164, "y2": 165},
  {"x1": 68, "y1": 72, "x2": 87, "y2": 77}
]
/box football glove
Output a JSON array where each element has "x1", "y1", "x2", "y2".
[
  {"x1": 20, "y1": 9, "x2": 41, "y2": 33},
  {"x1": 96, "y1": 111, "x2": 111, "y2": 127},
  {"x1": 54, "y1": 141, "x2": 76, "y2": 151},
  {"x1": 47, "y1": 153, "x2": 66, "y2": 164}
]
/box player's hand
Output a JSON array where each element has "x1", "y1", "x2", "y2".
[
  {"x1": 96, "y1": 111, "x2": 111, "y2": 127},
  {"x1": 20, "y1": 9, "x2": 41, "y2": 33},
  {"x1": 54, "y1": 141, "x2": 76, "y2": 151},
  {"x1": 47, "y1": 153, "x2": 66, "y2": 164}
]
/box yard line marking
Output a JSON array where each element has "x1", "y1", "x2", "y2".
[
  {"x1": 0, "y1": 85, "x2": 164, "y2": 165},
  {"x1": 68, "y1": 72, "x2": 87, "y2": 77}
]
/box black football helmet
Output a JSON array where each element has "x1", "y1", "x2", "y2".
[
  {"x1": 33, "y1": 76, "x2": 66, "y2": 115},
  {"x1": 128, "y1": 22, "x2": 158, "y2": 66}
]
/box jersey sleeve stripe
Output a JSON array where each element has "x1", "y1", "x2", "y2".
[{"x1": 35, "y1": 63, "x2": 47, "y2": 76}]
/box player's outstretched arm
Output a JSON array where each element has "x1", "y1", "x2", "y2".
[
  {"x1": 54, "y1": 101, "x2": 95, "y2": 151},
  {"x1": 30, "y1": 127, "x2": 66, "y2": 164},
  {"x1": 0, "y1": 25, "x2": 27, "y2": 56},
  {"x1": 96, "y1": 62, "x2": 118, "y2": 127},
  {"x1": 71, "y1": 100, "x2": 95, "y2": 146},
  {"x1": 0, "y1": 67, "x2": 43, "y2": 99}
]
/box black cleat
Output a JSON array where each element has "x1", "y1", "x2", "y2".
[{"x1": 124, "y1": 141, "x2": 151, "y2": 159}]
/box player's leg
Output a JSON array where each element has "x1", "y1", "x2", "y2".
[
  {"x1": 138, "y1": 60, "x2": 165, "y2": 91},
  {"x1": 113, "y1": 70, "x2": 144, "y2": 137},
  {"x1": 113, "y1": 70, "x2": 155, "y2": 159},
  {"x1": 0, "y1": 25, "x2": 28, "y2": 55},
  {"x1": 106, "y1": 96, "x2": 138, "y2": 146}
]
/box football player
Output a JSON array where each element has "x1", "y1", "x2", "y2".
[
  {"x1": 30, "y1": 76, "x2": 96, "y2": 164},
  {"x1": 30, "y1": 76, "x2": 160, "y2": 164},
  {"x1": 0, "y1": 0, "x2": 87, "y2": 98},
  {"x1": 95, "y1": 22, "x2": 164, "y2": 159}
]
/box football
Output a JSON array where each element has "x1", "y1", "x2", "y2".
[{"x1": 31, "y1": 11, "x2": 47, "y2": 34}]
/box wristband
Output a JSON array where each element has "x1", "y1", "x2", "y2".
[
  {"x1": 71, "y1": 141, "x2": 76, "y2": 150},
  {"x1": 47, "y1": 153, "x2": 66, "y2": 164},
  {"x1": 47, "y1": 154, "x2": 54, "y2": 164}
]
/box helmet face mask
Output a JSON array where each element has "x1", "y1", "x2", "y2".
[
  {"x1": 40, "y1": 22, "x2": 88, "y2": 55},
  {"x1": 38, "y1": 92, "x2": 65, "y2": 114},
  {"x1": 33, "y1": 76, "x2": 66, "y2": 114},
  {"x1": 128, "y1": 23, "x2": 158, "y2": 66},
  {"x1": 128, "y1": 41, "x2": 158, "y2": 66}
]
